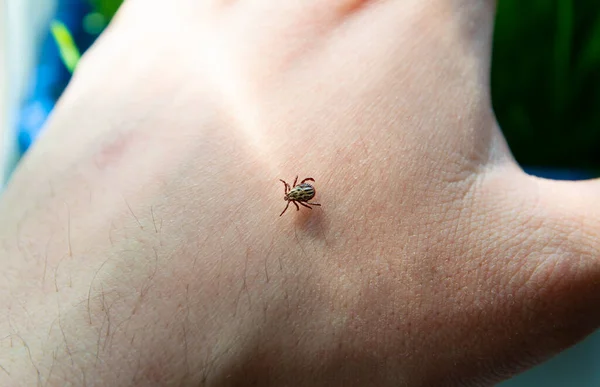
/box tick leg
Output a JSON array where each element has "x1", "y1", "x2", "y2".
[
  {"x1": 292, "y1": 201, "x2": 300, "y2": 211},
  {"x1": 293, "y1": 176, "x2": 298, "y2": 187},
  {"x1": 279, "y1": 179, "x2": 290, "y2": 194},
  {"x1": 299, "y1": 202, "x2": 312, "y2": 209},
  {"x1": 307, "y1": 202, "x2": 321, "y2": 206},
  {"x1": 300, "y1": 177, "x2": 315, "y2": 184},
  {"x1": 280, "y1": 201, "x2": 291, "y2": 216}
]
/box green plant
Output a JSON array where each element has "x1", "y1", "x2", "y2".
[
  {"x1": 88, "y1": 0, "x2": 123, "y2": 20},
  {"x1": 491, "y1": 0, "x2": 600, "y2": 171}
]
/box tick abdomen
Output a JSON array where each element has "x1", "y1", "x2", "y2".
[{"x1": 288, "y1": 183, "x2": 315, "y2": 201}]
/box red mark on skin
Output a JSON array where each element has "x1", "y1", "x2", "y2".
[
  {"x1": 140, "y1": 360, "x2": 170, "y2": 385},
  {"x1": 335, "y1": 0, "x2": 369, "y2": 15},
  {"x1": 93, "y1": 131, "x2": 136, "y2": 171}
]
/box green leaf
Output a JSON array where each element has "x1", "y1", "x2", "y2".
[
  {"x1": 575, "y1": 13, "x2": 600, "y2": 80},
  {"x1": 553, "y1": 0, "x2": 574, "y2": 119},
  {"x1": 87, "y1": 0, "x2": 123, "y2": 21},
  {"x1": 50, "y1": 20, "x2": 81, "y2": 73}
]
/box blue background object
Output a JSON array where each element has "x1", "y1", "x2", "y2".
[
  {"x1": 17, "y1": 0, "x2": 96, "y2": 155},
  {"x1": 523, "y1": 167, "x2": 595, "y2": 181},
  {"x1": 501, "y1": 331, "x2": 600, "y2": 386}
]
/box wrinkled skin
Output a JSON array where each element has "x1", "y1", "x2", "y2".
[{"x1": 1, "y1": 0, "x2": 600, "y2": 386}]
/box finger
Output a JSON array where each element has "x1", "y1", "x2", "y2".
[{"x1": 536, "y1": 177, "x2": 600, "y2": 254}]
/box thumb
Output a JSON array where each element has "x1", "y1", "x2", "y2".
[
  {"x1": 522, "y1": 175, "x2": 600, "y2": 345},
  {"x1": 476, "y1": 169, "x2": 600, "y2": 377},
  {"x1": 537, "y1": 177, "x2": 600, "y2": 260}
]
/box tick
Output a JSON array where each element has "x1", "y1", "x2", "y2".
[{"x1": 279, "y1": 176, "x2": 321, "y2": 216}]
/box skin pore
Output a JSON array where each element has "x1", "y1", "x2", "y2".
[{"x1": 1, "y1": 0, "x2": 600, "y2": 385}]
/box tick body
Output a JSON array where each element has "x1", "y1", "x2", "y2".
[{"x1": 279, "y1": 176, "x2": 321, "y2": 216}]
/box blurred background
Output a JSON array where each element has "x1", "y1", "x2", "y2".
[
  {"x1": 0, "y1": 0, "x2": 599, "y2": 385},
  {"x1": 0, "y1": 0, "x2": 121, "y2": 182}
]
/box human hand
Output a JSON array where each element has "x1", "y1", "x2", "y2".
[{"x1": 1, "y1": 0, "x2": 599, "y2": 386}]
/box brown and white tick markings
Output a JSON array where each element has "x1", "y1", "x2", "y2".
[{"x1": 279, "y1": 176, "x2": 321, "y2": 216}]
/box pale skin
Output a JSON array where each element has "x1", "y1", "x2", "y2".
[{"x1": 1, "y1": 0, "x2": 599, "y2": 385}]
